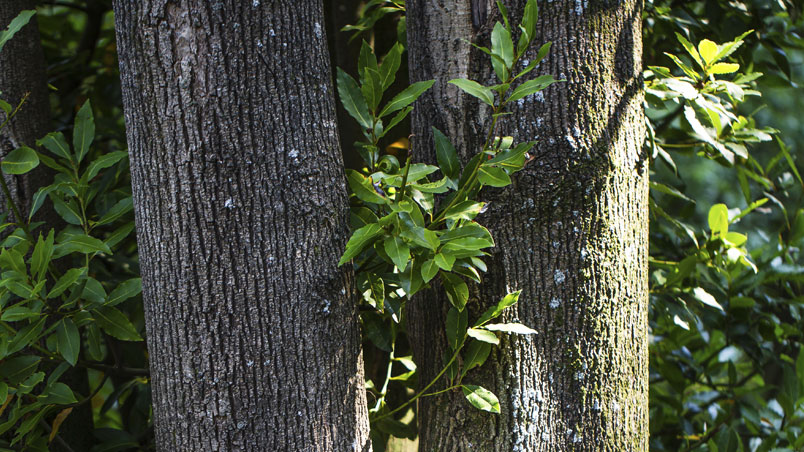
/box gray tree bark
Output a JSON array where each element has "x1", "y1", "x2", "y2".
[
  {"x1": 113, "y1": 1, "x2": 371, "y2": 450},
  {"x1": 407, "y1": 1, "x2": 648, "y2": 450}
]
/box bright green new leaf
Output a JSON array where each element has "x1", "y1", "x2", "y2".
[
  {"x1": 478, "y1": 165, "x2": 511, "y2": 187},
  {"x1": 707, "y1": 203, "x2": 729, "y2": 235},
  {"x1": 73, "y1": 100, "x2": 95, "y2": 163},
  {"x1": 708, "y1": 62, "x2": 739, "y2": 74},
  {"x1": 462, "y1": 385, "x2": 500, "y2": 413},
  {"x1": 92, "y1": 306, "x2": 142, "y2": 341},
  {"x1": 1, "y1": 146, "x2": 39, "y2": 175},
  {"x1": 337, "y1": 68, "x2": 373, "y2": 128},
  {"x1": 384, "y1": 236, "x2": 410, "y2": 271},
  {"x1": 467, "y1": 327, "x2": 499, "y2": 345},
  {"x1": 378, "y1": 80, "x2": 435, "y2": 117},
  {"x1": 697, "y1": 39, "x2": 719, "y2": 65},
  {"x1": 484, "y1": 323, "x2": 537, "y2": 335},
  {"x1": 448, "y1": 79, "x2": 495, "y2": 107},
  {"x1": 339, "y1": 223, "x2": 382, "y2": 266},
  {"x1": 675, "y1": 33, "x2": 704, "y2": 70},
  {"x1": 432, "y1": 127, "x2": 460, "y2": 183},
  {"x1": 55, "y1": 318, "x2": 80, "y2": 366}
]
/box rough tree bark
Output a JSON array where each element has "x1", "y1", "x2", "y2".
[
  {"x1": 0, "y1": 1, "x2": 51, "y2": 219},
  {"x1": 407, "y1": 0, "x2": 648, "y2": 450},
  {"x1": 113, "y1": 1, "x2": 371, "y2": 450}
]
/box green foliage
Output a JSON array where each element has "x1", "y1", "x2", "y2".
[
  {"x1": 337, "y1": 0, "x2": 551, "y2": 443},
  {"x1": 646, "y1": 8, "x2": 804, "y2": 450}
]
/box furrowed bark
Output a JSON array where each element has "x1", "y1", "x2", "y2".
[
  {"x1": 113, "y1": 2, "x2": 371, "y2": 450},
  {"x1": 407, "y1": 1, "x2": 648, "y2": 450}
]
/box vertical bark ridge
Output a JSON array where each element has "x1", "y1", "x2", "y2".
[
  {"x1": 407, "y1": 0, "x2": 648, "y2": 450},
  {"x1": 113, "y1": 1, "x2": 371, "y2": 450}
]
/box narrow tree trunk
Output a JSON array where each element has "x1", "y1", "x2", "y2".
[
  {"x1": 407, "y1": 1, "x2": 648, "y2": 450},
  {"x1": 0, "y1": 0, "x2": 51, "y2": 218},
  {"x1": 113, "y1": 2, "x2": 371, "y2": 450}
]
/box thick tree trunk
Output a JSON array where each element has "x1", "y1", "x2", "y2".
[
  {"x1": 113, "y1": 2, "x2": 371, "y2": 450},
  {"x1": 407, "y1": 1, "x2": 648, "y2": 450}
]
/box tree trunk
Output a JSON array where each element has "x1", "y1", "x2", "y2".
[
  {"x1": 407, "y1": 1, "x2": 648, "y2": 450},
  {"x1": 113, "y1": 2, "x2": 371, "y2": 450},
  {"x1": 0, "y1": 0, "x2": 51, "y2": 219}
]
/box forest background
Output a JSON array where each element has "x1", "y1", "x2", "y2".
[{"x1": 0, "y1": 0, "x2": 802, "y2": 451}]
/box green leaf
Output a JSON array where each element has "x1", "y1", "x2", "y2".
[
  {"x1": 28, "y1": 185, "x2": 57, "y2": 222},
  {"x1": 421, "y1": 259, "x2": 439, "y2": 283},
  {"x1": 507, "y1": 75, "x2": 559, "y2": 103},
  {"x1": 105, "y1": 278, "x2": 142, "y2": 307},
  {"x1": 361, "y1": 67, "x2": 383, "y2": 112},
  {"x1": 462, "y1": 385, "x2": 500, "y2": 413},
  {"x1": 715, "y1": 426, "x2": 742, "y2": 452},
  {"x1": 92, "y1": 306, "x2": 142, "y2": 341},
  {"x1": 0, "y1": 307, "x2": 39, "y2": 322},
  {"x1": 664, "y1": 52, "x2": 700, "y2": 80},
  {"x1": 381, "y1": 106, "x2": 412, "y2": 138},
  {"x1": 490, "y1": 22, "x2": 513, "y2": 81},
  {"x1": 379, "y1": 42, "x2": 403, "y2": 91},
  {"x1": 40, "y1": 382, "x2": 78, "y2": 405},
  {"x1": 29, "y1": 230, "x2": 54, "y2": 282},
  {"x1": 649, "y1": 181, "x2": 693, "y2": 202},
  {"x1": 48, "y1": 267, "x2": 86, "y2": 299},
  {"x1": 440, "y1": 223, "x2": 493, "y2": 243},
  {"x1": 85, "y1": 151, "x2": 127, "y2": 181},
  {"x1": 384, "y1": 236, "x2": 410, "y2": 271},
  {"x1": 86, "y1": 323, "x2": 104, "y2": 361},
  {"x1": 8, "y1": 317, "x2": 46, "y2": 355},
  {"x1": 675, "y1": 33, "x2": 704, "y2": 70},
  {"x1": 707, "y1": 203, "x2": 729, "y2": 235},
  {"x1": 82, "y1": 278, "x2": 107, "y2": 304},
  {"x1": 448, "y1": 79, "x2": 495, "y2": 107},
  {"x1": 692, "y1": 287, "x2": 723, "y2": 311},
  {"x1": 339, "y1": 223, "x2": 383, "y2": 266},
  {"x1": 515, "y1": 42, "x2": 551, "y2": 80},
  {"x1": 432, "y1": 127, "x2": 460, "y2": 183},
  {"x1": 0, "y1": 383, "x2": 6, "y2": 404},
  {"x1": 55, "y1": 234, "x2": 112, "y2": 257},
  {"x1": 434, "y1": 252, "x2": 455, "y2": 271},
  {"x1": 378, "y1": 80, "x2": 435, "y2": 117},
  {"x1": 521, "y1": 0, "x2": 538, "y2": 45},
  {"x1": 441, "y1": 272, "x2": 468, "y2": 311},
  {"x1": 477, "y1": 165, "x2": 511, "y2": 187},
  {"x1": 1, "y1": 146, "x2": 39, "y2": 175},
  {"x1": 36, "y1": 132, "x2": 72, "y2": 161},
  {"x1": 462, "y1": 340, "x2": 492, "y2": 376},
  {"x1": 708, "y1": 62, "x2": 739, "y2": 74},
  {"x1": 0, "y1": 10, "x2": 35, "y2": 53},
  {"x1": 442, "y1": 237, "x2": 494, "y2": 251},
  {"x1": 0, "y1": 355, "x2": 40, "y2": 384},
  {"x1": 73, "y1": 100, "x2": 95, "y2": 163},
  {"x1": 346, "y1": 169, "x2": 388, "y2": 205},
  {"x1": 0, "y1": 248, "x2": 25, "y2": 275},
  {"x1": 337, "y1": 68, "x2": 373, "y2": 128},
  {"x1": 55, "y1": 319, "x2": 80, "y2": 366},
  {"x1": 96, "y1": 197, "x2": 134, "y2": 226},
  {"x1": 443, "y1": 201, "x2": 485, "y2": 221},
  {"x1": 467, "y1": 327, "x2": 499, "y2": 344},
  {"x1": 50, "y1": 194, "x2": 83, "y2": 225},
  {"x1": 484, "y1": 323, "x2": 537, "y2": 335},
  {"x1": 400, "y1": 226, "x2": 439, "y2": 251},
  {"x1": 446, "y1": 307, "x2": 468, "y2": 350},
  {"x1": 476, "y1": 290, "x2": 521, "y2": 326},
  {"x1": 698, "y1": 39, "x2": 719, "y2": 65}
]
